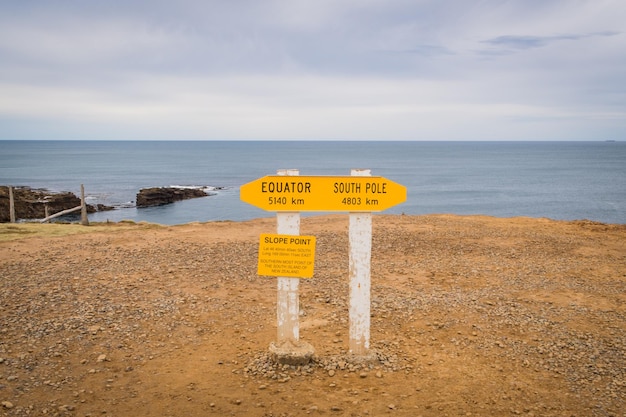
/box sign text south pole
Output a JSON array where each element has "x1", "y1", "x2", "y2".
[{"x1": 240, "y1": 175, "x2": 406, "y2": 212}]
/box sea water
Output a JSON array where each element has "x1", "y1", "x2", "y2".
[{"x1": 1, "y1": 140, "x2": 624, "y2": 224}]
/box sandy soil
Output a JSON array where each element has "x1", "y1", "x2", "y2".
[{"x1": 0, "y1": 214, "x2": 625, "y2": 417}]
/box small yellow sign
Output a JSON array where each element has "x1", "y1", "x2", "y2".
[
  {"x1": 240, "y1": 175, "x2": 406, "y2": 212},
  {"x1": 258, "y1": 234, "x2": 316, "y2": 278}
]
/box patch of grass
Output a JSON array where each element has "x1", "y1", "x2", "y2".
[
  {"x1": 1, "y1": 225, "x2": 37, "y2": 236},
  {"x1": 0, "y1": 222, "x2": 161, "y2": 242}
]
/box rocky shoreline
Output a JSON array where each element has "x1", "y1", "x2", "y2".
[
  {"x1": 135, "y1": 186, "x2": 217, "y2": 208},
  {"x1": 0, "y1": 186, "x2": 113, "y2": 223},
  {"x1": 0, "y1": 185, "x2": 219, "y2": 222}
]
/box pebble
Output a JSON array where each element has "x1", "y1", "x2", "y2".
[{"x1": 0, "y1": 216, "x2": 624, "y2": 415}]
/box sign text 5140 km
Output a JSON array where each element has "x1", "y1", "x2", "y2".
[{"x1": 240, "y1": 175, "x2": 406, "y2": 212}]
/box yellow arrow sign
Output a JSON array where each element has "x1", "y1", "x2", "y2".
[{"x1": 240, "y1": 175, "x2": 406, "y2": 212}]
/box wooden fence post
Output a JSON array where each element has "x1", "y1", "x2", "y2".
[
  {"x1": 9, "y1": 186, "x2": 16, "y2": 223},
  {"x1": 80, "y1": 184, "x2": 89, "y2": 226}
]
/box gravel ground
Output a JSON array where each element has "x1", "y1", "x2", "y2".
[{"x1": 0, "y1": 214, "x2": 624, "y2": 417}]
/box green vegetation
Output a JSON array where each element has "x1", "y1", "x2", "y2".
[{"x1": 0, "y1": 222, "x2": 161, "y2": 242}]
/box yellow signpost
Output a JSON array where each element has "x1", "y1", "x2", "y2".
[
  {"x1": 240, "y1": 175, "x2": 406, "y2": 212},
  {"x1": 258, "y1": 234, "x2": 316, "y2": 278},
  {"x1": 242, "y1": 169, "x2": 406, "y2": 361}
]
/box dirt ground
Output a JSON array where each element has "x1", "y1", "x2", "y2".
[{"x1": 0, "y1": 214, "x2": 625, "y2": 417}]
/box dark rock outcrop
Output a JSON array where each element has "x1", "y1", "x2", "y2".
[
  {"x1": 0, "y1": 186, "x2": 113, "y2": 223},
  {"x1": 136, "y1": 187, "x2": 210, "y2": 208},
  {"x1": 1, "y1": 186, "x2": 74, "y2": 222}
]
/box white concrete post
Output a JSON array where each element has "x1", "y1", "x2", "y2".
[
  {"x1": 349, "y1": 168, "x2": 372, "y2": 355},
  {"x1": 276, "y1": 169, "x2": 300, "y2": 343}
]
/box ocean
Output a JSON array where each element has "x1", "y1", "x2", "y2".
[{"x1": 1, "y1": 140, "x2": 625, "y2": 225}]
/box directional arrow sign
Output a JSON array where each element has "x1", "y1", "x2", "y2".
[{"x1": 240, "y1": 175, "x2": 406, "y2": 212}]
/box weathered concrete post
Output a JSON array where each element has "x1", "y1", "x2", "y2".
[
  {"x1": 276, "y1": 169, "x2": 300, "y2": 343},
  {"x1": 269, "y1": 169, "x2": 314, "y2": 365},
  {"x1": 349, "y1": 168, "x2": 372, "y2": 356},
  {"x1": 8, "y1": 186, "x2": 16, "y2": 223},
  {"x1": 80, "y1": 184, "x2": 89, "y2": 226}
]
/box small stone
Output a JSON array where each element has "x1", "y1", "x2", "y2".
[
  {"x1": 328, "y1": 370, "x2": 336, "y2": 377},
  {"x1": 388, "y1": 404, "x2": 396, "y2": 409},
  {"x1": 375, "y1": 371, "x2": 383, "y2": 378},
  {"x1": 2, "y1": 401, "x2": 14, "y2": 409},
  {"x1": 97, "y1": 354, "x2": 107, "y2": 363},
  {"x1": 359, "y1": 372, "x2": 367, "y2": 378}
]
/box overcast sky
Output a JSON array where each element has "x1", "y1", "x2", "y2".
[{"x1": 0, "y1": 0, "x2": 624, "y2": 140}]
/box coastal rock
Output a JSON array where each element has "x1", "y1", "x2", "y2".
[
  {"x1": 136, "y1": 187, "x2": 211, "y2": 208},
  {"x1": 0, "y1": 186, "x2": 113, "y2": 223}
]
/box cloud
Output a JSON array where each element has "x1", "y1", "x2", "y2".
[
  {"x1": 484, "y1": 34, "x2": 580, "y2": 50},
  {"x1": 0, "y1": 0, "x2": 625, "y2": 140},
  {"x1": 481, "y1": 31, "x2": 621, "y2": 53},
  {"x1": 3, "y1": 71, "x2": 622, "y2": 141}
]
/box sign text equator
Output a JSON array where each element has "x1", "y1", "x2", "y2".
[{"x1": 240, "y1": 175, "x2": 406, "y2": 212}]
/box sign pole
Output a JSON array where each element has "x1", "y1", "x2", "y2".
[
  {"x1": 269, "y1": 169, "x2": 315, "y2": 365},
  {"x1": 275, "y1": 169, "x2": 301, "y2": 344},
  {"x1": 349, "y1": 169, "x2": 372, "y2": 355}
]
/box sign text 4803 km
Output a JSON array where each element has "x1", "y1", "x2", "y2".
[{"x1": 240, "y1": 175, "x2": 406, "y2": 212}]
